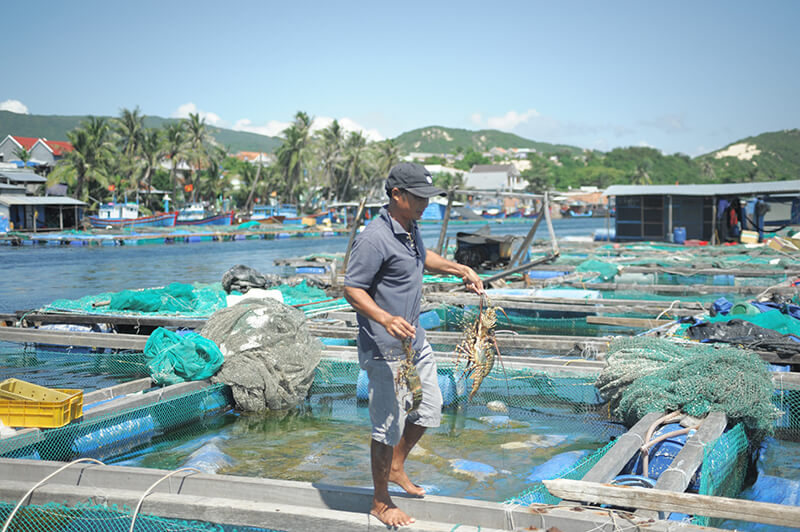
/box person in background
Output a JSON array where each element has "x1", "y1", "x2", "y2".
[{"x1": 344, "y1": 162, "x2": 483, "y2": 527}]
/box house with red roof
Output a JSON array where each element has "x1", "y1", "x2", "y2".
[
  {"x1": 30, "y1": 138, "x2": 74, "y2": 167},
  {"x1": 0, "y1": 135, "x2": 39, "y2": 166}
]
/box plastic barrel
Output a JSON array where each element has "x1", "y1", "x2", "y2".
[{"x1": 673, "y1": 227, "x2": 686, "y2": 245}]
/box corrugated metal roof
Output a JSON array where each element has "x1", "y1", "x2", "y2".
[
  {"x1": 604, "y1": 180, "x2": 800, "y2": 197},
  {"x1": 0, "y1": 170, "x2": 47, "y2": 183},
  {"x1": 0, "y1": 194, "x2": 86, "y2": 206}
]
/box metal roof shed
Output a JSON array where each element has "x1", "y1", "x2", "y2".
[
  {"x1": 603, "y1": 180, "x2": 800, "y2": 243},
  {"x1": 0, "y1": 194, "x2": 86, "y2": 232}
]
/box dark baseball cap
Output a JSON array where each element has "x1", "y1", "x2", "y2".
[{"x1": 385, "y1": 162, "x2": 446, "y2": 198}]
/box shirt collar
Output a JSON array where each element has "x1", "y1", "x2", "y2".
[{"x1": 379, "y1": 206, "x2": 417, "y2": 237}]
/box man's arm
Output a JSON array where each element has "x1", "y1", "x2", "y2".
[
  {"x1": 343, "y1": 286, "x2": 417, "y2": 340},
  {"x1": 424, "y1": 250, "x2": 484, "y2": 294}
]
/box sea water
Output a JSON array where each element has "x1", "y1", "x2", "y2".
[{"x1": 0, "y1": 217, "x2": 605, "y2": 312}]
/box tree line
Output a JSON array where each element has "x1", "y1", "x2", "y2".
[{"x1": 49, "y1": 108, "x2": 402, "y2": 214}]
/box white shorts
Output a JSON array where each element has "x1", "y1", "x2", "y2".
[{"x1": 359, "y1": 340, "x2": 443, "y2": 446}]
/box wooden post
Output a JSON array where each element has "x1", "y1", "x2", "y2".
[
  {"x1": 667, "y1": 195, "x2": 673, "y2": 241},
  {"x1": 542, "y1": 191, "x2": 559, "y2": 256},
  {"x1": 342, "y1": 198, "x2": 367, "y2": 272},
  {"x1": 59, "y1": 205, "x2": 63, "y2": 230},
  {"x1": 711, "y1": 196, "x2": 717, "y2": 245},
  {"x1": 509, "y1": 203, "x2": 544, "y2": 267},
  {"x1": 544, "y1": 478, "x2": 800, "y2": 529},
  {"x1": 435, "y1": 190, "x2": 454, "y2": 255}
]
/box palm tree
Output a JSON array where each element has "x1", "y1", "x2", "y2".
[
  {"x1": 274, "y1": 111, "x2": 312, "y2": 204},
  {"x1": 138, "y1": 128, "x2": 161, "y2": 209},
  {"x1": 162, "y1": 122, "x2": 189, "y2": 207},
  {"x1": 62, "y1": 117, "x2": 113, "y2": 202},
  {"x1": 317, "y1": 120, "x2": 344, "y2": 201},
  {"x1": 184, "y1": 113, "x2": 214, "y2": 202},
  {"x1": 113, "y1": 107, "x2": 146, "y2": 201},
  {"x1": 632, "y1": 160, "x2": 653, "y2": 185},
  {"x1": 12, "y1": 146, "x2": 31, "y2": 169},
  {"x1": 339, "y1": 131, "x2": 368, "y2": 201}
]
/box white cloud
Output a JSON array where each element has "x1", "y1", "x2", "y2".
[
  {"x1": 233, "y1": 118, "x2": 292, "y2": 137},
  {"x1": 469, "y1": 112, "x2": 483, "y2": 126},
  {"x1": 233, "y1": 115, "x2": 384, "y2": 141},
  {"x1": 637, "y1": 140, "x2": 654, "y2": 148},
  {"x1": 486, "y1": 109, "x2": 540, "y2": 131},
  {"x1": 0, "y1": 99, "x2": 29, "y2": 114},
  {"x1": 171, "y1": 102, "x2": 223, "y2": 126}
]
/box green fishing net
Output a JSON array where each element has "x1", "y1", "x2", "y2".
[{"x1": 596, "y1": 336, "x2": 779, "y2": 442}]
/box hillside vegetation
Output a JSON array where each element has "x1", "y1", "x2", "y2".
[
  {"x1": 394, "y1": 126, "x2": 583, "y2": 155},
  {"x1": 0, "y1": 111, "x2": 281, "y2": 153}
]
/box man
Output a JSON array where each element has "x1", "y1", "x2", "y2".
[{"x1": 344, "y1": 162, "x2": 483, "y2": 527}]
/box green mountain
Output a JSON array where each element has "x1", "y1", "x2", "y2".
[
  {"x1": 0, "y1": 111, "x2": 282, "y2": 154},
  {"x1": 393, "y1": 126, "x2": 583, "y2": 155},
  {"x1": 697, "y1": 129, "x2": 800, "y2": 182}
]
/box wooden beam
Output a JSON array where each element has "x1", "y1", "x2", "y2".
[
  {"x1": 83, "y1": 377, "x2": 153, "y2": 405},
  {"x1": 557, "y1": 280, "x2": 796, "y2": 296},
  {"x1": 0, "y1": 328, "x2": 147, "y2": 350},
  {"x1": 581, "y1": 411, "x2": 664, "y2": 483},
  {"x1": 586, "y1": 316, "x2": 673, "y2": 328},
  {"x1": 544, "y1": 478, "x2": 800, "y2": 529},
  {"x1": 342, "y1": 197, "x2": 367, "y2": 272}
]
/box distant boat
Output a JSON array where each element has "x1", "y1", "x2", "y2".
[
  {"x1": 176, "y1": 212, "x2": 234, "y2": 226},
  {"x1": 176, "y1": 203, "x2": 234, "y2": 226},
  {"x1": 87, "y1": 202, "x2": 178, "y2": 229},
  {"x1": 251, "y1": 204, "x2": 298, "y2": 221}
]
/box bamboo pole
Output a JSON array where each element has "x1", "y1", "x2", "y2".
[{"x1": 342, "y1": 198, "x2": 367, "y2": 272}]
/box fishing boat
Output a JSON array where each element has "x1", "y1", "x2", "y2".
[
  {"x1": 250, "y1": 203, "x2": 297, "y2": 221},
  {"x1": 87, "y1": 202, "x2": 177, "y2": 229},
  {"x1": 176, "y1": 203, "x2": 234, "y2": 226}
]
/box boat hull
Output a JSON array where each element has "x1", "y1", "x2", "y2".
[
  {"x1": 87, "y1": 212, "x2": 178, "y2": 229},
  {"x1": 175, "y1": 212, "x2": 235, "y2": 226}
]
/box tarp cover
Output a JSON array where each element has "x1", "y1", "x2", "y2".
[{"x1": 201, "y1": 298, "x2": 322, "y2": 411}]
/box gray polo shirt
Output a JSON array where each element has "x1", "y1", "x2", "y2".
[{"x1": 345, "y1": 206, "x2": 426, "y2": 361}]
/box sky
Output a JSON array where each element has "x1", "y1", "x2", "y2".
[{"x1": 1, "y1": 0, "x2": 798, "y2": 156}]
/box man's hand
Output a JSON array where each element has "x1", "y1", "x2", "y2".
[
  {"x1": 460, "y1": 265, "x2": 484, "y2": 294},
  {"x1": 382, "y1": 315, "x2": 416, "y2": 340}
]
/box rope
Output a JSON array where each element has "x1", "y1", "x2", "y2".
[
  {"x1": 129, "y1": 467, "x2": 201, "y2": 532},
  {"x1": 502, "y1": 501, "x2": 519, "y2": 530},
  {"x1": 1, "y1": 458, "x2": 106, "y2": 532},
  {"x1": 655, "y1": 300, "x2": 681, "y2": 320}
]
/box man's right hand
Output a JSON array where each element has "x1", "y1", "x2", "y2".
[{"x1": 382, "y1": 315, "x2": 416, "y2": 340}]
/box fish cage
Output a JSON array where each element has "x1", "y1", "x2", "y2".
[{"x1": 1, "y1": 341, "x2": 799, "y2": 530}]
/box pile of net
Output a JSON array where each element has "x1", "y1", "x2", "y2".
[
  {"x1": 575, "y1": 259, "x2": 619, "y2": 281},
  {"x1": 143, "y1": 327, "x2": 224, "y2": 385},
  {"x1": 221, "y1": 264, "x2": 329, "y2": 304},
  {"x1": 42, "y1": 282, "x2": 226, "y2": 317},
  {"x1": 201, "y1": 298, "x2": 322, "y2": 411},
  {"x1": 596, "y1": 337, "x2": 779, "y2": 442}
]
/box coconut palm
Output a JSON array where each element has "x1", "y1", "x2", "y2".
[
  {"x1": 338, "y1": 131, "x2": 368, "y2": 201},
  {"x1": 12, "y1": 146, "x2": 31, "y2": 169},
  {"x1": 184, "y1": 113, "x2": 215, "y2": 202},
  {"x1": 162, "y1": 121, "x2": 189, "y2": 207},
  {"x1": 59, "y1": 117, "x2": 113, "y2": 202},
  {"x1": 317, "y1": 120, "x2": 344, "y2": 201},
  {"x1": 275, "y1": 111, "x2": 312, "y2": 204},
  {"x1": 138, "y1": 128, "x2": 161, "y2": 208},
  {"x1": 113, "y1": 107, "x2": 146, "y2": 201}
]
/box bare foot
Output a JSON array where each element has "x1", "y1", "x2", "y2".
[
  {"x1": 371, "y1": 499, "x2": 415, "y2": 528},
  {"x1": 389, "y1": 468, "x2": 426, "y2": 497}
]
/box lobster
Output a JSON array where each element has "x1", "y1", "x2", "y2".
[
  {"x1": 396, "y1": 337, "x2": 423, "y2": 413},
  {"x1": 455, "y1": 294, "x2": 508, "y2": 399}
]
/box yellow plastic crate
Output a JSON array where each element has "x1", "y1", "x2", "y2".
[
  {"x1": 0, "y1": 388, "x2": 83, "y2": 428},
  {"x1": 0, "y1": 378, "x2": 72, "y2": 402}
]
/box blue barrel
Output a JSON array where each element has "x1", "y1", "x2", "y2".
[{"x1": 673, "y1": 227, "x2": 686, "y2": 244}]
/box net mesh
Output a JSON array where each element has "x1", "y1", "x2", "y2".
[
  {"x1": 0, "y1": 501, "x2": 281, "y2": 532},
  {"x1": 2, "y1": 338, "x2": 799, "y2": 528}
]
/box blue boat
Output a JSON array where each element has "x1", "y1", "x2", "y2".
[{"x1": 87, "y1": 203, "x2": 177, "y2": 229}]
